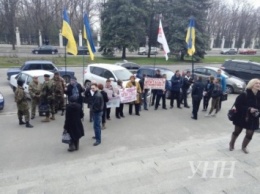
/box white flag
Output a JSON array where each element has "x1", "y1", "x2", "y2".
[{"x1": 157, "y1": 19, "x2": 170, "y2": 60}]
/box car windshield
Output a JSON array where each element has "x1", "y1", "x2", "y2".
[
  {"x1": 113, "y1": 69, "x2": 133, "y2": 81},
  {"x1": 160, "y1": 70, "x2": 174, "y2": 80}
]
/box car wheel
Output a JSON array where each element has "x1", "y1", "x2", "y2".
[
  {"x1": 35, "y1": 51, "x2": 38, "y2": 54},
  {"x1": 62, "y1": 75, "x2": 70, "y2": 83},
  {"x1": 226, "y1": 85, "x2": 234, "y2": 94},
  {"x1": 84, "y1": 80, "x2": 91, "y2": 88}
]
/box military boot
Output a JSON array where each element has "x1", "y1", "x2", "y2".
[
  {"x1": 25, "y1": 121, "x2": 33, "y2": 128},
  {"x1": 19, "y1": 119, "x2": 26, "y2": 125},
  {"x1": 41, "y1": 116, "x2": 50, "y2": 122},
  {"x1": 50, "y1": 114, "x2": 55, "y2": 120}
]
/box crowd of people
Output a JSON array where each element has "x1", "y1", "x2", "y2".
[{"x1": 14, "y1": 68, "x2": 260, "y2": 154}]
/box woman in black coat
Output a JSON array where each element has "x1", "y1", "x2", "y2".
[
  {"x1": 64, "y1": 96, "x2": 85, "y2": 152},
  {"x1": 229, "y1": 78, "x2": 260, "y2": 154},
  {"x1": 65, "y1": 77, "x2": 85, "y2": 108},
  {"x1": 202, "y1": 76, "x2": 214, "y2": 111}
]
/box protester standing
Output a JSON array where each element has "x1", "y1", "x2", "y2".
[
  {"x1": 29, "y1": 76, "x2": 41, "y2": 119},
  {"x1": 15, "y1": 80, "x2": 33, "y2": 128},
  {"x1": 52, "y1": 72, "x2": 66, "y2": 116},
  {"x1": 65, "y1": 77, "x2": 85, "y2": 108},
  {"x1": 98, "y1": 83, "x2": 109, "y2": 129},
  {"x1": 155, "y1": 74, "x2": 168, "y2": 110},
  {"x1": 64, "y1": 96, "x2": 84, "y2": 152},
  {"x1": 115, "y1": 80, "x2": 125, "y2": 118},
  {"x1": 103, "y1": 79, "x2": 115, "y2": 120},
  {"x1": 91, "y1": 83, "x2": 104, "y2": 146},
  {"x1": 151, "y1": 69, "x2": 162, "y2": 106},
  {"x1": 191, "y1": 76, "x2": 204, "y2": 120},
  {"x1": 229, "y1": 79, "x2": 260, "y2": 154},
  {"x1": 181, "y1": 71, "x2": 193, "y2": 108},
  {"x1": 216, "y1": 69, "x2": 226, "y2": 110},
  {"x1": 139, "y1": 74, "x2": 149, "y2": 111},
  {"x1": 202, "y1": 76, "x2": 214, "y2": 111},
  {"x1": 170, "y1": 70, "x2": 183, "y2": 109}
]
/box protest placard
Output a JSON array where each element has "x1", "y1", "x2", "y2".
[
  {"x1": 119, "y1": 87, "x2": 137, "y2": 103},
  {"x1": 106, "y1": 97, "x2": 120, "y2": 108},
  {"x1": 144, "y1": 77, "x2": 166, "y2": 90}
]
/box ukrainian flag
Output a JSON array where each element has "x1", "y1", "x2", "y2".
[
  {"x1": 186, "y1": 18, "x2": 196, "y2": 56},
  {"x1": 61, "y1": 9, "x2": 77, "y2": 56},
  {"x1": 83, "y1": 13, "x2": 96, "y2": 60}
]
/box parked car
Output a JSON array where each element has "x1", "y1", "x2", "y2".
[
  {"x1": 138, "y1": 47, "x2": 158, "y2": 55},
  {"x1": 32, "y1": 45, "x2": 58, "y2": 55},
  {"x1": 83, "y1": 63, "x2": 137, "y2": 88},
  {"x1": 239, "y1": 49, "x2": 257, "y2": 55},
  {"x1": 192, "y1": 66, "x2": 246, "y2": 94},
  {"x1": 220, "y1": 48, "x2": 237, "y2": 55},
  {"x1": 9, "y1": 70, "x2": 54, "y2": 98},
  {"x1": 68, "y1": 46, "x2": 89, "y2": 55},
  {"x1": 115, "y1": 61, "x2": 140, "y2": 74},
  {"x1": 0, "y1": 91, "x2": 4, "y2": 110},
  {"x1": 7, "y1": 60, "x2": 74, "y2": 83},
  {"x1": 221, "y1": 59, "x2": 260, "y2": 83}
]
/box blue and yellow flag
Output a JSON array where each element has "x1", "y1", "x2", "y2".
[
  {"x1": 83, "y1": 13, "x2": 96, "y2": 60},
  {"x1": 186, "y1": 18, "x2": 196, "y2": 56},
  {"x1": 61, "y1": 9, "x2": 77, "y2": 56}
]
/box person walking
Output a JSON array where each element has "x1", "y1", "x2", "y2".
[
  {"x1": 216, "y1": 68, "x2": 226, "y2": 110},
  {"x1": 114, "y1": 80, "x2": 125, "y2": 118},
  {"x1": 64, "y1": 96, "x2": 84, "y2": 152},
  {"x1": 91, "y1": 83, "x2": 104, "y2": 146},
  {"x1": 202, "y1": 76, "x2": 214, "y2": 111},
  {"x1": 98, "y1": 83, "x2": 109, "y2": 129},
  {"x1": 84, "y1": 80, "x2": 96, "y2": 122},
  {"x1": 52, "y1": 72, "x2": 66, "y2": 116},
  {"x1": 126, "y1": 75, "x2": 142, "y2": 116},
  {"x1": 29, "y1": 76, "x2": 41, "y2": 119},
  {"x1": 229, "y1": 79, "x2": 260, "y2": 154},
  {"x1": 139, "y1": 74, "x2": 149, "y2": 111},
  {"x1": 15, "y1": 80, "x2": 33, "y2": 128},
  {"x1": 191, "y1": 76, "x2": 204, "y2": 120},
  {"x1": 170, "y1": 70, "x2": 183, "y2": 109},
  {"x1": 155, "y1": 74, "x2": 168, "y2": 110},
  {"x1": 205, "y1": 78, "x2": 222, "y2": 117},
  {"x1": 41, "y1": 74, "x2": 55, "y2": 122}
]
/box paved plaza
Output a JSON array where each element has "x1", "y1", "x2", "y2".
[{"x1": 0, "y1": 66, "x2": 260, "y2": 194}]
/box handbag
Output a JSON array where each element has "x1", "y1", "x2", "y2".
[
  {"x1": 221, "y1": 93, "x2": 228, "y2": 101},
  {"x1": 227, "y1": 103, "x2": 236, "y2": 121},
  {"x1": 62, "y1": 130, "x2": 71, "y2": 144}
]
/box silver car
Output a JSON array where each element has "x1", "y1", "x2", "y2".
[{"x1": 193, "y1": 66, "x2": 246, "y2": 94}]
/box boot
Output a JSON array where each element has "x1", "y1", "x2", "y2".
[
  {"x1": 68, "y1": 143, "x2": 76, "y2": 152},
  {"x1": 102, "y1": 123, "x2": 106, "y2": 130},
  {"x1": 25, "y1": 121, "x2": 33, "y2": 128},
  {"x1": 61, "y1": 109, "x2": 64, "y2": 116},
  {"x1": 19, "y1": 119, "x2": 26, "y2": 125},
  {"x1": 229, "y1": 134, "x2": 237, "y2": 151},
  {"x1": 41, "y1": 116, "x2": 50, "y2": 122},
  {"x1": 242, "y1": 137, "x2": 251, "y2": 154},
  {"x1": 75, "y1": 140, "x2": 79, "y2": 150},
  {"x1": 50, "y1": 114, "x2": 55, "y2": 120}
]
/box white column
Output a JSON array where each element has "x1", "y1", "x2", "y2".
[
  {"x1": 16, "y1": 27, "x2": 21, "y2": 47},
  {"x1": 221, "y1": 36, "x2": 225, "y2": 49},
  {"x1": 59, "y1": 29, "x2": 63, "y2": 48},
  {"x1": 39, "y1": 30, "x2": 42, "y2": 46},
  {"x1": 231, "y1": 36, "x2": 236, "y2": 49},
  {"x1": 210, "y1": 35, "x2": 214, "y2": 49},
  {"x1": 97, "y1": 30, "x2": 101, "y2": 47},
  {"x1": 241, "y1": 38, "x2": 245, "y2": 49},
  {"x1": 251, "y1": 38, "x2": 255, "y2": 49},
  {"x1": 79, "y1": 30, "x2": 82, "y2": 47}
]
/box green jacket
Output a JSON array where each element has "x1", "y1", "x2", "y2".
[{"x1": 15, "y1": 86, "x2": 29, "y2": 110}]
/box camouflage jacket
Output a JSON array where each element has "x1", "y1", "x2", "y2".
[
  {"x1": 29, "y1": 81, "x2": 41, "y2": 98},
  {"x1": 52, "y1": 76, "x2": 65, "y2": 95},
  {"x1": 15, "y1": 86, "x2": 29, "y2": 110},
  {"x1": 41, "y1": 80, "x2": 54, "y2": 101}
]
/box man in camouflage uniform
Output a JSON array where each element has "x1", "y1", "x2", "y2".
[
  {"x1": 52, "y1": 72, "x2": 66, "y2": 116},
  {"x1": 29, "y1": 76, "x2": 41, "y2": 119},
  {"x1": 41, "y1": 74, "x2": 55, "y2": 122},
  {"x1": 15, "y1": 80, "x2": 33, "y2": 128}
]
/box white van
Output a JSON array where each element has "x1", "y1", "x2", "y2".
[{"x1": 138, "y1": 47, "x2": 158, "y2": 55}]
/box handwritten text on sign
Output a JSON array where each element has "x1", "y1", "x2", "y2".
[
  {"x1": 119, "y1": 87, "x2": 137, "y2": 103},
  {"x1": 144, "y1": 78, "x2": 166, "y2": 90}
]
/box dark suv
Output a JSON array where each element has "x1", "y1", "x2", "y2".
[{"x1": 221, "y1": 60, "x2": 260, "y2": 83}]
